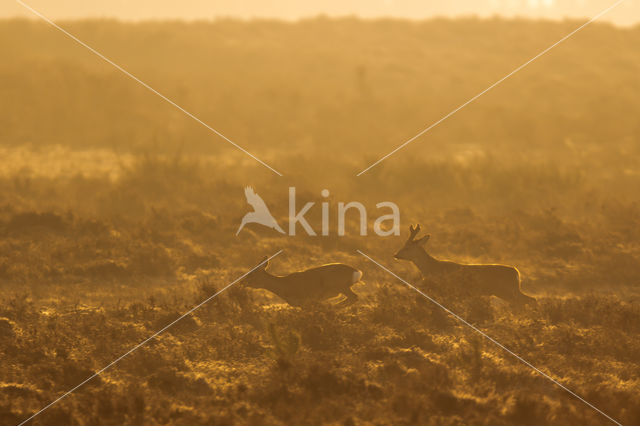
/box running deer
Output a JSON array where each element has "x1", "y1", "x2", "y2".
[
  {"x1": 394, "y1": 224, "x2": 536, "y2": 306},
  {"x1": 244, "y1": 257, "x2": 363, "y2": 307}
]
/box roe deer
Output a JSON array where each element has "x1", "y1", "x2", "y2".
[
  {"x1": 394, "y1": 224, "x2": 535, "y2": 306},
  {"x1": 244, "y1": 257, "x2": 363, "y2": 307}
]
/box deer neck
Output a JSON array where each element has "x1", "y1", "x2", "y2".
[
  {"x1": 412, "y1": 250, "x2": 443, "y2": 276},
  {"x1": 255, "y1": 272, "x2": 286, "y2": 293}
]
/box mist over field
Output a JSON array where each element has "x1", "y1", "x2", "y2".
[{"x1": 1, "y1": 17, "x2": 640, "y2": 425}]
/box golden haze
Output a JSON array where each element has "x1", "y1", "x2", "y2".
[{"x1": 0, "y1": 17, "x2": 639, "y2": 425}]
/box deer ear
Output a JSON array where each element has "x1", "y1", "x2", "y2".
[{"x1": 417, "y1": 234, "x2": 430, "y2": 245}]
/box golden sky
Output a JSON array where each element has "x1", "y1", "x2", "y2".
[{"x1": 3, "y1": 0, "x2": 639, "y2": 26}]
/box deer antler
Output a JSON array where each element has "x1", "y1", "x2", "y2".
[{"x1": 408, "y1": 224, "x2": 421, "y2": 241}]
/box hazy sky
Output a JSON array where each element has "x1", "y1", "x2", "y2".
[{"x1": 3, "y1": 0, "x2": 639, "y2": 26}]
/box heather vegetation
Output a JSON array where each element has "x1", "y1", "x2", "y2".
[{"x1": 1, "y1": 17, "x2": 639, "y2": 425}]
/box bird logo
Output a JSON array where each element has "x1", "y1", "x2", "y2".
[{"x1": 236, "y1": 187, "x2": 285, "y2": 235}]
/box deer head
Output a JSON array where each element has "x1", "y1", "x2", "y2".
[
  {"x1": 244, "y1": 256, "x2": 271, "y2": 288},
  {"x1": 394, "y1": 224, "x2": 430, "y2": 261}
]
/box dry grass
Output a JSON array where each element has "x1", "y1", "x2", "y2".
[{"x1": 1, "y1": 17, "x2": 639, "y2": 425}]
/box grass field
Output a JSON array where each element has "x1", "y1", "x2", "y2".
[{"x1": 1, "y1": 17, "x2": 640, "y2": 425}]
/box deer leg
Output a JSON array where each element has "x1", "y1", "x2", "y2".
[
  {"x1": 520, "y1": 292, "x2": 537, "y2": 307},
  {"x1": 340, "y1": 286, "x2": 358, "y2": 305},
  {"x1": 507, "y1": 291, "x2": 535, "y2": 309}
]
